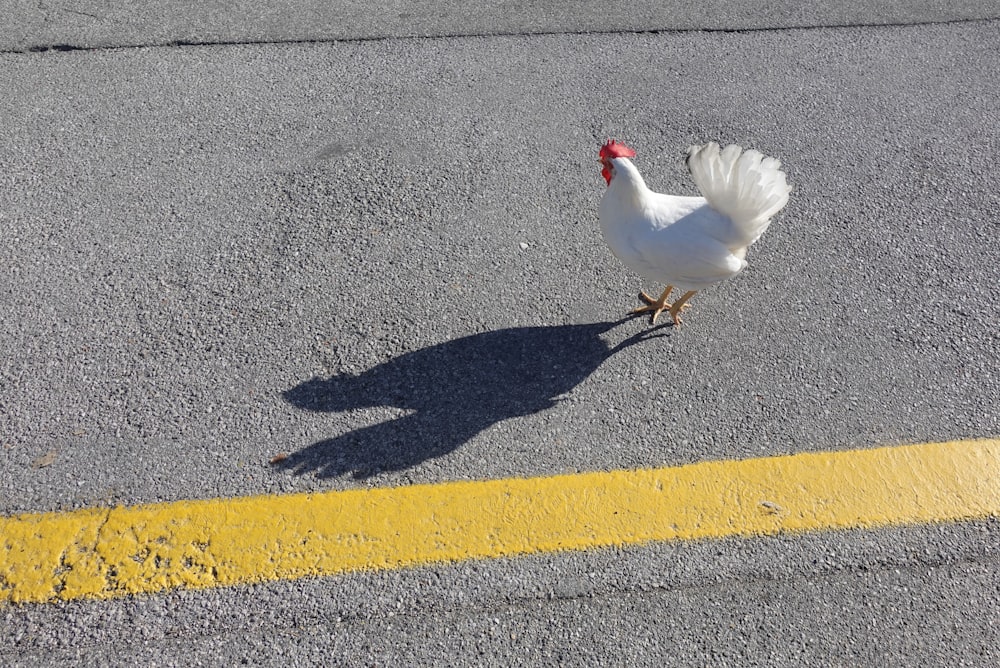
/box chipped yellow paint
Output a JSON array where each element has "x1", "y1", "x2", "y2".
[{"x1": 2, "y1": 438, "x2": 999, "y2": 604}]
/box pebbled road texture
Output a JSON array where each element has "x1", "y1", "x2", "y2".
[
  {"x1": 5, "y1": 1, "x2": 998, "y2": 52},
  {"x1": 3, "y1": 3, "x2": 1000, "y2": 665}
]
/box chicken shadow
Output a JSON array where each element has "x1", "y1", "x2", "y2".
[{"x1": 278, "y1": 319, "x2": 660, "y2": 479}]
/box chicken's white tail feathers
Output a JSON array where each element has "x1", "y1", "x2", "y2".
[{"x1": 686, "y1": 142, "x2": 791, "y2": 249}]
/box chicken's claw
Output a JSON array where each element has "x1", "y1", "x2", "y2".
[
  {"x1": 668, "y1": 290, "x2": 698, "y2": 327},
  {"x1": 668, "y1": 304, "x2": 687, "y2": 326},
  {"x1": 629, "y1": 286, "x2": 696, "y2": 327},
  {"x1": 629, "y1": 288, "x2": 674, "y2": 325}
]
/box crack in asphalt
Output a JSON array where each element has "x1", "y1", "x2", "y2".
[
  {"x1": 4, "y1": 15, "x2": 998, "y2": 55},
  {"x1": 37, "y1": 0, "x2": 105, "y2": 23}
]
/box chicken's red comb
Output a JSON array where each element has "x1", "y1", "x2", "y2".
[{"x1": 599, "y1": 139, "x2": 637, "y2": 161}]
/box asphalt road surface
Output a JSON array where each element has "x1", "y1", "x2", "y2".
[{"x1": 3, "y1": 2, "x2": 1000, "y2": 665}]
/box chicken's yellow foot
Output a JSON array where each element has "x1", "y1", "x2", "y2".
[
  {"x1": 668, "y1": 291, "x2": 698, "y2": 326},
  {"x1": 629, "y1": 286, "x2": 697, "y2": 326},
  {"x1": 630, "y1": 286, "x2": 674, "y2": 325}
]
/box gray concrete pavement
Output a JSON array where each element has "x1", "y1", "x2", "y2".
[
  {"x1": 6, "y1": 519, "x2": 1000, "y2": 664},
  {"x1": 5, "y1": 1, "x2": 998, "y2": 52},
  {"x1": 83, "y1": 558, "x2": 999, "y2": 666},
  {"x1": 3, "y1": 4, "x2": 1000, "y2": 665}
]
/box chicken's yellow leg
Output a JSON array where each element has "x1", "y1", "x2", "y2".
[
  {"x1": 630, "y1": 285, "x2": 673, "y2": 324},
  {"x1": 668, "y1": 291, "x2": 697, "y2": 326}
]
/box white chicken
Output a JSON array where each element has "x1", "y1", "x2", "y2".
[{"x1": 599, "y1": 140, "x2": 791, "y2": 326}]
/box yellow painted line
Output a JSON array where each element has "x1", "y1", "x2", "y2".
[{"x1": 2, "y1": 438, "x2": 999, "y2": 604}]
